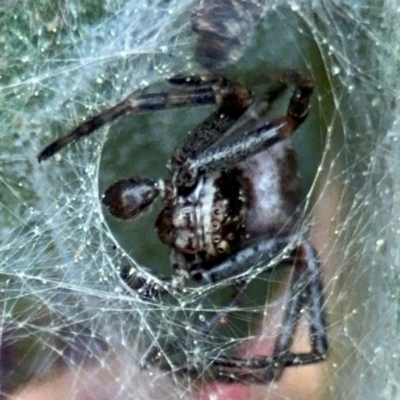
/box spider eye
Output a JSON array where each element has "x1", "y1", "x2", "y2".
[
  {"x1": 102, "y1": 177, "x2": 159, "y2": 219},
  {"x1": 216, "y1": 241, "x2": 229, "y2": 254},
  {"x1": 211, "y1": 221, "x2": 220, "y2": 231}
]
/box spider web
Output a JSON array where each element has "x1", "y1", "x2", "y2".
[{"x1": 1, "y1": 0, "x2": 399, "y2": 399}]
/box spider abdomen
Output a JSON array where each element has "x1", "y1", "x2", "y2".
[{"x1": 239, "y1": 141, "x2": 300, "y2": 237}]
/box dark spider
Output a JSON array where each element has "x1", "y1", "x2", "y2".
[{"x1": 38, "y1": 70, "x2": 328, "y2": 384}]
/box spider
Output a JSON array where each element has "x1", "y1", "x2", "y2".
[{"x1": 38, "y1": 70, "x2": 328, "y2": 384}]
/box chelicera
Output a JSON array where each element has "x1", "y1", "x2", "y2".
[{"x1": 38, "y1": 71, "x2": 328, "y2": 384}]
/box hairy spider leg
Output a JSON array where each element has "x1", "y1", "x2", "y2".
[
  {"x1": 169, "y1": 70, "x2": 313, "y2": 160},
  {"x1": 137, "y1": 236, "x2": 295, "y2": 375},
  {"x1": 301, "y1": 241, "x2": 328, "y2": 362},
  {"x1": 183, "y1": 75, "x2": 314, "y2": 175},
  {"x1": 191, "y1": 236, "x2": 294, "y2": 284},
  {"x1": 188, "y1": 239, "x2": 327, "y2": 384},
  {"x1": 173, "y1": 70, "x2": 313, "y2": 168},
  {"x1": 171, "y1": 78, "x2": 256, "y2": 164},
  {"x1": 37, "y1": 76, "x2": 253, "y2": 162},
  {"x1": 121, "y1": 234, "x2": 292, "y2": 300}
]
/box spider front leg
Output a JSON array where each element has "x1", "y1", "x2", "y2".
[
  {"x1": 178, "y1": 74, "x2": 314, "y2": 179},
  {"x1": 37, "y1": 75, "x2": 253, "y2": 162}
]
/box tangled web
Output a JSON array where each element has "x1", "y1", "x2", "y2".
[{"x1": 1, "y1": 0, "x2": 399, "y2": 399}]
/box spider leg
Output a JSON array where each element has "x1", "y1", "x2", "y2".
[
  {"x1": 37, "y1": 85, "x2": 214, "y2": 162},
  {"x1": 121, "y1": 236, "x2": 293, "y2": 299},
  {"x1": 37, "y1": 75, "x2": 252, "y2": 162},
  {"x1": 201, "y1": 241, "x2": 328, "y2": 384},
  {"x1": 301, "y1": 241, "x2": 328, "y2": 360},
  {"x1": 124, "y1": 236, "x2": 327, "y2": 384},
  {"x1": 172, "y1": 79, "x2": 290, "y2": 165},
  {"x1": 191, "y1": 236, "x2": 295, "y2": 284},
  {"x1": 177, "y1": 259, "x2": 308, "y2": 383},
  {"x1": 180, "y1": 74, "x2": 314, "y2": 175}
]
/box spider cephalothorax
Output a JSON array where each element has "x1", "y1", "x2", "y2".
[
  {"x1": 38, "y1": 71, "x2": 327, "y2": 384},
  {"x1": 155, "y1": 169, "x2": 248, "y2": 263}
]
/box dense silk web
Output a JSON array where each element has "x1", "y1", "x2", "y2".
[{"x1": 1, "y1": 1, "x2": 399, "y2": 399}]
